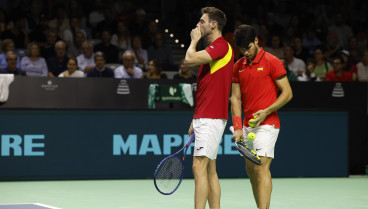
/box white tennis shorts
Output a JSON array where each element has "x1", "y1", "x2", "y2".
[
  {"x1": 243, "y1": 125, "x2": 280, "y2": 159},
  {"x1": 193, "y1": 118, "x2": 227, "y2": 160}
]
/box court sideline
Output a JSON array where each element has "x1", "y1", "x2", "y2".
[{"x1": 0, "y1": 176, "x2": 367, "y2": 209}]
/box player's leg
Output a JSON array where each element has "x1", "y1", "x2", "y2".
[
  {"x1": 245, "y1": 159, "x2": 259, "y2": 207},
  {"x1": 193, "y1": 156, "x2": 210, "y2": 209},
  {"x1": 207, "y1": 159, "x2": 220, "y2": 209},
  {"x1": 253, "y1": 156, "x2": 272, "y2": 209}
]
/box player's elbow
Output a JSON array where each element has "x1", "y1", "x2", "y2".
[
  {"x1": 286, "y1": 88, "x2": 293, "y2": 102},
  {"x1": 184, "y1": 58, "x2": 196, "y2": 67}
]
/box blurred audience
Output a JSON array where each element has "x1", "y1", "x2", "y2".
[
  {"x1": 144, "y1": 59, "x2": 167, "y2": 79},
  {"x1": 77, "y1": 41, "x2": 95, "y2": 73},
  {"x1": 0, "y1": 39, "x2": 20, "y2": 70},
  {"x1": 284, "y1": 45, "x2": 306, "y2": 76},
  {"x1": 325, "y1": 56, "x2": 353, "y2": 82},
  {"x1": 147, "y1": 32, "x2": 173, "y2": 65},
  {"x1": 58, "y1": 57, "x2": 84, "y2": 78},
  {"x1": 173, "y1": 59, "x2": 196, "y2": 80},
  {"x1": 20, "y1": 42, "x2": 48, "y2": 77},
  {"x1": 313, "y1": 48, "x2": 333, "y2": 81},
  {"x1": 47, "y1": 40, "x2": 69, "y2": 77},
  {"x1": 94, "y1": 29, "x2": 119, "y2": 63},
  {"x1": 356, "y1": 49, "x2": 368, "y2": 82},
  {"x1": 114, "y1": 51, "x2": 143, "y2": 79},
  {"x1": 86, "y1": 51, "x2": 114, "y2": 78},
  {"x1": 127, "y1": 35, "x2": 148, "y2": 70},
  {"x1": 0, "y1": 51, "x2": 26, "y2": 76}
]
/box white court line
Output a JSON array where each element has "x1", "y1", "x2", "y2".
[
  {"x1": 0, "y1": 203, "x2": 62, "y2": 209},
  {"x1": 34, "y1": 203, "x2": 62, "y2": 209}
]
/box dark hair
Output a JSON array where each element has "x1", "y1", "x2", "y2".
[
  {"x1": 234, "y1": 24, "x2": 256, "y2": 48},
  {"x1": 68, "y1": 57, "x2": 78, "y2": 66},
  {"x1": 149, "y1": 59, "x2": 162, "y2": 74},
  {"x1": 201, "y1": 7, "x2": 226, "y2": 31}
]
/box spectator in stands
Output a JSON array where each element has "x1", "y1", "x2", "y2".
[
  {"x1": 58, "y1": 57, "x2": 84, "y2": 78},
  {"x1": 20, "y1": 42, "x2": 48, "y2": 77},
  {"x1": 340, "y1": 50, "x2": 357, "y2": 81},
  {"x1": 325, "y1": 56, "x2": 353, "y2": 82},
  {"x1": 280, "y1": 58, "x2": 298, "y2": 82},
  {"x1": 86, "y1": 51, "x2": 114, "y2": 77},
  {"x1": 356, "y1": 49, "x2": 368, "y2": 82},
  {"x1": 48, "y1": 4, "x2": 70, "y2": 39},
  {"x1": 63, "y1": 17, "x2": 87, "y2": 57},
  {"x1": 47, "y1": 40, "x2": 69, "y2": 77},
  {"x1": 95, "y1": 8, "x2": 117, "y2": 38},
  {"x1": 111, "y1": 21, "x2": 131, "y2": 52},
  {"x1": 41, "y1": 30, "x2": 58, "y2": 60},
  {"x1": 94, "y1": 29, "x2": 119, "y2": 63},
  {"x1": 144, "y1": 59, "x2": 167, "y2": 79},
  {"x1": 328, "y1": 13, "x2": 353, "y2": 49},
  {"x1": 302, "y1": 28, "x2": 322, "y2": 57},
  {"x1": 129, "y1": 9, "x2": 149, "y2": 38},
  {"x1": 0, "y1": 51, "x2": 26, "y2": 76},
  {"x1": 77, "y1": 41, "x2": 95, "y2": 73},
  {"x1": 264, "y1": 34, "x2": 284, "y2": 59},
  {"x1": 298, "y1": 58, "x2": 322, "y2": 82},
  {"x1": 323, "y1": 31, "x2": 342, "y2": 62},
  {"x1": 294, "y1": 36, "x2": 309, "y2": 63},
  {"x1": 173, "y1": 59, "x2": 196, "y2": 80},
  {"x1": 143, "y1": 20, "x2": 159, "y2": 48},
  {"x1": 68, "y1": 30, "x2": 86, "y2": 57},
  {"x1": 284, "y1": 45, "x2": 306, "y2": 76},
  {"x1": 0, "y1": 39, "x2": 20, "y2": 70},
  {"x1": 127, "y1": 35, "x2": 148, "y2": 70},
  {"x1": 313, "y1": 47, "x2": 333, "y2": 81},
  {"x1": 347, "y1": 37, "x2": 361, "y2": 64},
  {"x1": 114, "y1": 51, "x2": 143, "y2": 79},
  {"x1": 148, "y1": 32, "x2": 174, "y2": 66},
  {"x1": 88, "y1": 0, "x2": 105, "y2": 35},
  {"x1": 1, "y1": 15, "x2": 28, "y2": 49}
]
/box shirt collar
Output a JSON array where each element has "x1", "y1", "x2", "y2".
[{"x1": 242, "y1": 48, "x2": 265, "y2": 65}]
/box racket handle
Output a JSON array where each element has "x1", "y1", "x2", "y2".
[
  {"x1": 185, "y1": 133, "x2": 195, "y2": 146},
  {"x1": 229, "y1": 126, "x2": 234, "y2": 133}
]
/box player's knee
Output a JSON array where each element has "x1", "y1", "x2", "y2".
[{"x1": 253, "y1": 164, "x2": 269, "y2": 177}]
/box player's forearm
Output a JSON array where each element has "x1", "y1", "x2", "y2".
[
  {"x1": 184, "y1": 40, "x2": 199, "y2": 67},
  {"x1": 265, "y1": 88, "x2": 293, "y2": 115},
  {"x1": 231, "y1": 95, "x2": 242, "y2": 118}
]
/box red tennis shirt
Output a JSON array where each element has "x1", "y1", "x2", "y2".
[
  {"x1": 193, "y1": 37, "x2": 234, "y2": 120},
  {"x1": 232, "y1": 48, "x2": 286, "y2": 128}
]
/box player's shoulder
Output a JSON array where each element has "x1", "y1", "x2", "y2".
[{"x1": 234, "y1": 56, "x2": 246, "y2": 67}]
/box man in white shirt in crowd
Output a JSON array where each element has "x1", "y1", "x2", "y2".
[
  {"x1": 114, "y1": 51, "x2": 143, "y2": 79},
  {"x1": 284, "y1": 45, "x2": 306, "y2": 77},
  {"x1": 77, "y1": 41, "x2": 95, "y2": 73}
]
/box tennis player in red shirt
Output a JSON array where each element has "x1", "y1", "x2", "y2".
[
  {"x1": 231, "y1": 25, "x2": 293, "y2": 209},
  {"x1": 185, "y1": 7, "x2": 234, "y2": 209}
]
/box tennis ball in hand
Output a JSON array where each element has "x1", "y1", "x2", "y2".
[
  {"x1": 247, "y1": 132, "x2": 256, "y2": 141},
  {"x1": 248, "y1": 115, "x2": 258, "y2": 127}
]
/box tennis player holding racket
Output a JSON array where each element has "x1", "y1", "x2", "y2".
[
  {"x1": 231, "y1": 25, "x2": 293, "y2": 209},
  {"x1": 185, "y1": 7, "x2": 233, "y2": 209}
]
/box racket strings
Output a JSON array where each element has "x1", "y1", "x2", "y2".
[{"x1": 155, "y1": 156, "x2": 183, "y2": 193}]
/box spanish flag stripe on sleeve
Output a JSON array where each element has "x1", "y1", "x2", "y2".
[{"x1": 209, "y1": 43, "x2": 232, "y2": 74}]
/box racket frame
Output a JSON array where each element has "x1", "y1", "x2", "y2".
[{"x1": 153, "y1": 133, "x2": 195, "y2": 195}]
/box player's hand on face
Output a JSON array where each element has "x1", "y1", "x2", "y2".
[
  {"x1": 233, "y1": 129, "x2": 244, "y2": 142},
  {"x1": 190, "y1": 27, "x2": 201, "y2": 42}
]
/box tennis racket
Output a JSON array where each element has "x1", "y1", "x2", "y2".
[
  {"x1": 153, "y1": 133, "x2": 195, "y2": 195},
  {"x1": 229, "y1": 126, "x2": 262, "y2": 165}
]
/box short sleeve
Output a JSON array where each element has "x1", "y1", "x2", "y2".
[
  {"x1": 232, "y1": 60, "x2": 241, "y2": 83},
  {"x1": 270, "y1": 58, "x2": 287, "y2": 80},
  {"x1": 205, "y1": 40, "x2": 227, "y2": 61}
]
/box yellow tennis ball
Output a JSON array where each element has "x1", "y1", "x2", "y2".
[
  {"x1": 248, "y1": 119, "x2": 257, "y2": 127},
  {"x1": 247, "y1": 132, "x2": 256, "y2": 141}
]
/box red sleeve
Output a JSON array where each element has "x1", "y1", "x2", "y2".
[
  {"x1": 232, "y1": 59, "x2": 242, "y2": 83},
  {"x1": 270, "y1": 58, "x2": 287, "y2": 80},
  {"x1": 205, "y1": 40, "x2": 227, "y2": 61}
]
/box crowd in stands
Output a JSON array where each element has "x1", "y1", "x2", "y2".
[{"x1": 0, "y1": 0, "x2": 367, "y2": 82}]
